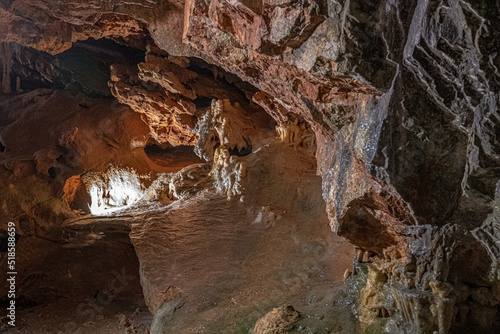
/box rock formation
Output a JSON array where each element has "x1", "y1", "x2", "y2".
[{"x1": 0, "y1": 0, "x2": 499, "y2": 333}]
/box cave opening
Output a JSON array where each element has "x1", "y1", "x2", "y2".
[
  {"x1": 86, "y1": 167, "x2": 146, "y2": 215},
  {"x1": 192, "y1": 96, "x2": 212, "y2": 108},
  {"x1": 6, "y1": 225, "x2": 149, "y2": 332},
  {"x1": 6, "y1": 37, "x2": 147, "y2": 96},
  {"x1": 144, "y1": 144, "x2": 205, "y2": 168},
  {"x1": 227, "y1": 144, "x2": 253, "y2": 156}
]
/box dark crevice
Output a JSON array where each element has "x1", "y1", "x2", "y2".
[
  {"x1": 193, "y1": 96, "x2": 212, "y2": 108},
  {"x1": 144, "y1": 144, "x2": 205, "y2": 168},
  {"x1": 188, "y1": 57, "x2": 260, "y2": 106},
  {"x1": 228, "y1": 145, "x2": 252, "y2": 157},
  {"x1": 48, "y1": 166, "x2": 60, "y2": 178},
  {"x1": 8, "y1": 37, "x2": 147, "y2": 97}
]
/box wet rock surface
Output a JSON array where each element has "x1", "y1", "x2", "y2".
[{"x1": 0, "y1": 0, "x2": 499, "y2": 333}]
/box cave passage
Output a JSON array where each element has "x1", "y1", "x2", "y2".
[{"x1": 144, "y1": 144, "x2": 205, "y2": 168}]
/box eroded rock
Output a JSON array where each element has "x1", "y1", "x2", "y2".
[{"x1": 253, "y1": 305, "x2": 301, "y2": 334}]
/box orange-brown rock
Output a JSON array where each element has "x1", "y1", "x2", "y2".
[
  {"x1": 0, "y1": 88, "x2": 160, "y2": 231},
  {"x1": 62, "y1": 175, "x2": 91, "y2": 213},
  {"x1": 183, "y1": 0, "x2": 380, "y2": 136},
  {"x1": 109, "y1": 63, "x2": 199, "y2": 146},
  {"x1": 0, "y1": 0, "x2": 152, "y2": 54}
]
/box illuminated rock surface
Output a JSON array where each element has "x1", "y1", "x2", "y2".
[{"x1": 0, "y1": 0, "x2": 499, "y2": 333}]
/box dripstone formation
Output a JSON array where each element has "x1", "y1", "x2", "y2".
[{"x1": 0, "y1": 0, "x2": 499, "y2": 333}]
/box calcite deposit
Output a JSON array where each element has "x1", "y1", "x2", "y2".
[{"x1": 0, "y1": 0, "x2": 499, "y2": 333}]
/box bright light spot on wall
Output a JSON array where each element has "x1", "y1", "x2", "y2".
[{"x1": 87, "y1": 168, "x2": 144, "y2": 215}]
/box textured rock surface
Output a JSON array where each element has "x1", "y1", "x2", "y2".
[
  {"x1": 127, "y1": 142, "x2": 356, "y2": 332},
  {"x1": 253, "y1": 305, "x2": 301, "y2": 334},
  {"x1": 0, "y1": 0, "x2": 499, "y2": 333}
]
